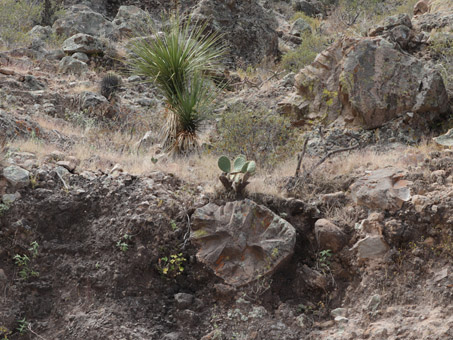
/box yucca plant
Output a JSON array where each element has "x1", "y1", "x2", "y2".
[{"x1": 128, "y1": 15, "x2": 225, "y2": 154}]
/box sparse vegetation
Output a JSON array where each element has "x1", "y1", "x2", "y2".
[
  {"x1": 213, "y1": 104, "x2": 299, "y2": 168},
  {"x1": 13, "y1": 241, "x2": 40, "y2": 280},
  {"x1": 281, "y1": 33, "x2": 331, "y2": 72},
  {"x1": 0, "y1": 0, "x2": 42, "y2": 47}
]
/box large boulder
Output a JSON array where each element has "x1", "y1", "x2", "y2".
[
  {"x1": 190, "y1": 199, "x2": 296, "y2": 286},
  {"x1": 62, "y1": 33, "x2": 104, "y2": 55},
  {"x1": 191, "y1": 0, "x2": 279, "y2": 66},
  {"x1": 53, "y1": 5, "x2": 114, "y2": 38},
  {"x1": 292, "y1": 36, "x2": 449, "y2": 129}
]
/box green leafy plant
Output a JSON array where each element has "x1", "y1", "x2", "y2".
[
  {"x1": 0, "y1": 325, "x2": 11, "y2": 339},
  {"x1": 218, "y1": 155, "x2": 256, "y2": 196},
  {"x1": 170, "y1": 220, "x2": 178, "y2": 231},
  {"x1": 157, "y1": 253, "x2": 186, "y2": 277},
  {"x1": 13, "y1": 242, "x2": 39, "y2": 280},
  {"x1": 116, "y1": 234, "x2": 131, "y2": 252},
  {"x1": 128, "y1": 15, "x2": 225, "y2": 155},
  {"x1": 317, "y1": 249, "x2": 332, "y2": 273},
  {"x1": 0, "y1": 203, "x2": 9, "y2": 217},
  {"x1": 16, "y1": 318, "x2": 28, "y2": 336}
]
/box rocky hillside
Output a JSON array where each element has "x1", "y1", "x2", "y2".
[{"x1": 0, "y1": 0, "x2": 452, "y2": 339}]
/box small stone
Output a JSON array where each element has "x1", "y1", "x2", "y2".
[
  {"x1": 334, "y1": 316, "x2": 349, "y2": 324},
  {"x1": 314, "y1": 219, "x2": 347, "y2": 252},
  {"x1": 0, "y1": 269, "x2": 7, "y2": 282},
  {"x1": 331, "y1": 308, "x2": 347, "y2": 318},
  {"x1": 2, "y1": 193, "x2": 19, "y2": 204},
  {"x1": 174, "y1": 293, "x2": 194, "y2": 309},
  {"x1": 367, "y1": 294, "x2": 381, "y2": 312},
  {"x1": 3, "y1": 165, "x2": 30, "y2": 188},
  {"x1": 353, "y1": 235, "x2": 389, "y2": 260}
]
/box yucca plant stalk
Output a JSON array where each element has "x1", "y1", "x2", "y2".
[{"x1": 128, "y1": 15, "x2": 225, "y2": 154}]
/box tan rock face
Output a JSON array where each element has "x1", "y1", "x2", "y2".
[
  {"x1": 314, "y1": 219, "x2": 347, "y2": 252},
  {"x1": 350, "y1": 168, "x2": 412, "y2": 212},
  {"x1": 190, "y1": 199, "x2": 296, "y2": 286}
]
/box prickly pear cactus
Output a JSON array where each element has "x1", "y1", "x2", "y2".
[{"x1": 217, "y1": 155, "x2": 256, "y2": 196}]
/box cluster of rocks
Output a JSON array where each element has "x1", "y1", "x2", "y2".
[{"x1": 279, "y1": 5, "x2": 452, "y2": 131}]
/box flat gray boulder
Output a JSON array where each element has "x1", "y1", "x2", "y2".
[
  {"x1": 191, "y1": 199, "x2": 296, "y2": 286},
  {"x1": 53, "y1": 5, "x2": 114, "y2": 38},
  {"x1": 58, "y1": 56, "x2": 88, "y2": 75},
  {"x1": 62, "y1": 33, "x2": 104, "y2": 55}
]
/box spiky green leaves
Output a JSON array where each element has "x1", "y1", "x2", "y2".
[{"x1": 127, "y1": 15, "x2": 226, "y2": 154}]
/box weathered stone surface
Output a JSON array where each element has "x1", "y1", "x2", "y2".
[
  {"x1": 190, "y1": 199, "x2": 296, "y2": 286},
  {"x1": 53, "y1": 5, "x2": 114, "y2": 38},
  {"x1": 350, "y1": 168, "x2": 411, "y2": 211},
  {"x1": 353, "y1": 235, "x2": 389, "y2": 260},
  {"x1": 434, "y1": 128, "x2": 453, "y2": 147},
  {"x1": 58, "y1": 56, "x2": 88, "y2": 75},
  {"x1": 191, "y1": 0, "x2": 278, "y2": 66},
  {"x1": 290, "y1": 18, "x2": 312, "y2": 36},
  {"x1": 3, "y1": 165, "x2": 30, "y2": 188},
  {"x1": 414, "y1": 0, "x2": 429, "y2": 15},
  {"x1": 72, "y1": 52, "x2": 89, "y2": 62},
  {"x1": 294, "y1": 36, "x2": 449, "y2": 129},
  {"x1": 112, "y1": 5, "x2": 151, "y2": 38},
  {"x1": 80, "y1": 91, "x2": 108, "y2": 110},
  {"x1": 314, "y1": 219, "x2": 347, "y2": 252},
  {"x1": 62, "y1": 33, "x2": 104, "y2": 55},
  {"x1": 292, "y1": 0, "x2": 323, "y2": 16},
  {"x1": 174, "y1": 293, "x2": 194, "y2": 310}
]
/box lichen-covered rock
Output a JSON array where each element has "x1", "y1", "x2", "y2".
[
  {"x1": 191, "y1": 0, "x2": 278, "y2": 66},
  {"x1": 58, "y1": 56, "x2": 88, "y2": 75},
  {"x1": 112, "y1": 5, "x2": 151, "y2": 39},
  {"x1": 53, "y1": 5, "x2": 114, "y2": 38},
  {"x1": 190, "y1": 199, "x2": 296, "y2": 286},
  {"x1": 3, "y1": 165, "x2": 30, "y2": 188},
  {"x1": 62, "y1": 33, "x2": 104, "y2": 55},
  {"x1": 293, "y1": 36, "x2": 449, "y2": 129},
  {"x1": 350, "y1": 168, "x2": 411, "y2": 211}
]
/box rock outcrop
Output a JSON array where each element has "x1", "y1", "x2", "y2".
[
  {"x1": 190, "y1": 199, "x2": 296, "y2": 286},
  {"x1": 191, "y1": 0, "x2": 279, "y2": 66},
  {"x1": 289, "y1": 34, "x2": 448, "y2": 129}
]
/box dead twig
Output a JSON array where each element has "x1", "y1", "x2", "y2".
[{"x1": 295, "y1": 137, "x2": 309, "y2": 177}]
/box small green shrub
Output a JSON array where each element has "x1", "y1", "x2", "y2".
[
  {"x1": 0, "y1": 0, "x2": 43, "y2": 47},
  {"x1": 213, "y1": 104, "x2": 299, "y2": 168},
  {"x1": 281, "y1": 33, "x2": 330, "y2": 72},
  {"x1": 13, "y1": 241, "x2": 40, "y2": 280},
  {"x1": 157, "y1": 253, "x2": 186, "y2": 277}
]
